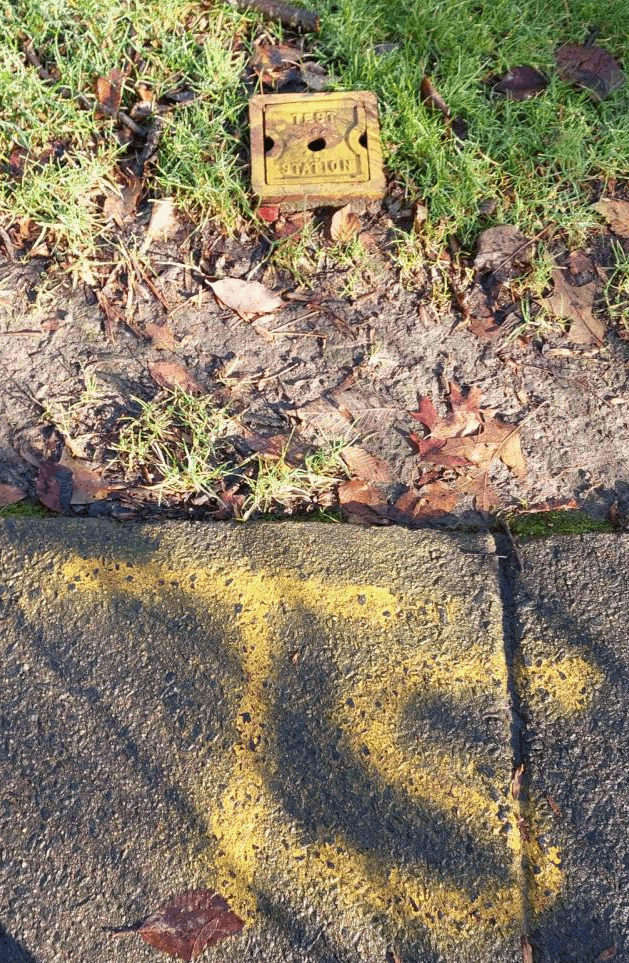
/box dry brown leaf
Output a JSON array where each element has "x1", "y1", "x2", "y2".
[
  {"x1": 556, "y1": 43, "x2": 625, "y2": 100},
  {"x1": 412, "y1": 382, "x2": 483, "y2": 438},
  {"x1": 330, "y1": 205, "x2": 361, "y2": 242},
  {"x1": 341, "y1": 446, "x2": 394, "y2": 482},
  {"x1": 543, "y1": 269, "x2": 604, "y2": 345},
  {"x1": 337, "y1": 478, "x2": 392, "y2": 525},
  {"x1": 420, "y1": 75, "x2": 468, "y2": 140},
  {"x1": 474, "y1": 225, "x2": 533, "y2": 280},
  {"x1": 148, "y1": 361, "x2": 204, "y2": 393},
  {"x1": 454, "y1": 471, "x2": 501, "y2": 511},
  {"x1": 145, "y1": 321, "x2": 177, "y2": 351},
  {"x1": 526, "y1": 496, "x2": 579, "y2": 512},
  {"x1": 521, "y1": 935, "x2": 534, "y2": 963},
  {"x1": 137, "y1": 889, "x2": 244, "y2": 961},
  {"x1": 96, "y1": 67, "x2": 124, "y2": 114},
  {"x1": 494, "y1": 65, "x2": 548, "y2": 100},
  {"x1": 103, "y1": 172, "x2": 142, "y2": 227},
  {"x1": 395, "y1": 482, "x2": 459, "y2": 518},
  {"x1": 299, "y1": 389, "x2": 406, "y2": 439},
  {"x1": 252, "y1": 42, "x2": 303, "y2": 88},
  {"x1": 510, "y1": 763, "x2": 525, "y2": 800},
  {"x1": 36, "y1": 459, "x2": 72, "y2": 512},
  {"x1": 0, "y1": 483, "x2": 26, "y2": 507},
  {"x1": 595, "y1": 945, "x2": 616, "y2": 961},
  {"x1": 59, "y1": 451, "x2": 121, "y2": 505},
  {"x1": 209, "y1": 277, "x2": 283, "y2": 318},
  {"x1": 144, "y1": 197, "x2": 177, "y2": 249},
  {"x1": 592, "y1": 198, "x2": 629, "y2": 239}
]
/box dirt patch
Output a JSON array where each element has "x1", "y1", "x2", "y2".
[{"x1": 1, "y1": 209, "x2": 628, "y2": 526}]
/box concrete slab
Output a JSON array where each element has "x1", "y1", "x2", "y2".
[
  {"x1": 515, "y1": 535, "x2": 629, "y2": 962},
  {"x1": 0, "y1": 519, "x2": 523, "y2": 963}
]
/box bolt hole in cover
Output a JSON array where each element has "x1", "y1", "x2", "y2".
[{"x1": 249, "y1": 91, "x2": 385, "y2": 210}]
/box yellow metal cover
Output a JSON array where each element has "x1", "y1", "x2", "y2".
[{"x1": 249, "y1": 91, "x2": 385, "y2": 210}]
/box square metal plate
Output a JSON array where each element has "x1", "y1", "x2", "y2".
[{"x1": 249, "y1": 91, "x2": 386, "y2": 210}]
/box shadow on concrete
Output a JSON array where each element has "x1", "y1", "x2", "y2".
[{"x1": 0, "y1": 925, "x2": 40, "y2": 963}]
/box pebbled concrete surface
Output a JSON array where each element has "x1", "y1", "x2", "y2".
[
  {"x1": 0, "y1": 519, "x2": 523, "y2": 963},
  {"x1": 2, "y1": 521, "x2": 629, "y2": 963},
  {"x1": 515, "y1": 535, "x2": 629, "y2": 963}
]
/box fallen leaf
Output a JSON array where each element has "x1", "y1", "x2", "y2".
[
  {"x1": 510, "y1": 764, "x2": 525, "y2": 800},
  {"x1": 474, "y1": 226, "x2": 533, "y2": 280},
  {"x1": 58, "y1": 451, "x2": 120, "y2": 505},
  {"x1": 337, "y1": 478, "x2": 392, "y2": 525},
  {"x1": 494, "y1": 65, "x2": 548, "y2": 100},
  {"x1": 144, "y1": 197, "x2": 177, "y2": 248},
  {"x1": 240, "y1": 429, "x2": 308, "y2": 465},
  {"x1": 521, "y1": 935, "x2": 534, "y2": 963},
  {"x1": 412, "y1": 203, "x2": 428, "y2": 234},
  {"x1": 395, "y1": 481, "x2": 459, "y2": 518},
  {"x1": 341, "y1": 446, "x2": 394, "y2": 482},
  {"x1": 0, "y1": 484, "x2": 26, "y2": 507},
  {"x1": 454, "y1": 470, "x2": 501, "y2": 511},
  {"x1": 412, "y1": 383, "x2": 483, "y2": 438},
  {"x1": 420, "y1": 75, "x2": 450, "y2": 115},
  {"x1": 544, "y1": 792, "x2": 563, "y2": 818},
  {"x1": 275, "y1": 212, "x2": 307, "y2": 238},
  {"x1": 258, "y1": 204, "x2": 280, "y2": 223},
  {"x1": 145, "y1": 321, "x2": 177, "y2": 351},
  {"x1": 595, "y1": 946, "x2": 616, "y2": 961},
  {"x1": 251, "y1": 42, "x2": 302, "y2": 88},
  {"x1": 420, "y1": 75, "x2": 468, "y2": 139},
  {"x1": 209, "y1": 277, "x2": 283, "y2": 318},
  {"x1": 410, "y1": 383, "x2": 526, "y2": 481},
  {"x1": 300, "y1": 60, "x2": 330, "y2": 91},
  {"x1": 148, "y1": 361, "x2": 205, "y2": 393},
  {"x1": 138, "y1": 889, "x2": 244, "y2": 961},
  {"x1": 36, "y1": 459, "x2": 72, "y2": 512},
  {"x1": 525, "y1": 496, "x2": 579, "y2": 512},
  {"x1": 592, "y1": 198, "x2": 629, "y2": 238},
  {"x1": 542, "y1": 268, "x2": 604, "y2": 345},
  {"x1": 96, "y1": 67, "x2": 124, "y2": 115},
  {"x1": 103, "y1": 171, "x2": 142, "y2": 227},
  {"x1": 330, "y1": 205, "x2": 361, "y2": 243},
  {"x1": 299, "y1": 389, "x2": 406, "y2": 438},
  {"x1": 556, "y1": 43, "x2": 625, "y2": 100}
]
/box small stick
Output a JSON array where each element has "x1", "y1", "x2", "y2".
[{"x1": 232, "y1": 0, "x2": 319, "y2": 30}]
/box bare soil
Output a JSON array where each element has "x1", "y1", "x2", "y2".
[{"x1": 1, "y1": 210, "x2": 628, "y2": 524}]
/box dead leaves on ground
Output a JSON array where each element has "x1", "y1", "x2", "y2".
[
  {"x1": 209, "y1": 277, "x2": 283, "y2": 319},
  {"x1": 592, "y1": 198, "x2": 629, "y2": 239},
  {"x1": 251, "y1": 42, "x2": 330, "y2": 91},
  {"x1": 148, "y1": 360, "x2": 205, "y2": 393},
  {"x1": 493, "y1": 65, "x2": 548, "y2": 100},
  {"x1": 337, "y1": 382, "x2": 527, "y2": 524},
  {"x1": 113, "y1": 889, "x2": 244, "y2": 961},
  {"x1": 555, "y1": 43, "x2": 625, "y2": 100},
  {"x1": 330, "y1": 205, "x2": 361, "y2": 243},
  {"x1": 542, "y1": 268, "x2": 604, "y2": 345},
  {"x1": 0, "y1": 483, "x2": 26, "y2": 507},
  {"x1": 35, "y1": 453, "x2": 122, "y2": 511}
]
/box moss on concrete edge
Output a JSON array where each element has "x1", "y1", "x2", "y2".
[{"x1": 507, "y1": 510, "x2": 615, "y2": 540}]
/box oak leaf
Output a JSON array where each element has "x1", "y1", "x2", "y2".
[
  {"x1": 556, "y1": 43, "x2": 625, "y2": 100},
  {"x1": 148, "y1": 361, "x2": 205, "y2": 393}
]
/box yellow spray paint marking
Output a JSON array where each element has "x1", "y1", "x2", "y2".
[
  {"x1": 517, "y1": 650, "x2": 603, "y2": 716},
  {"x1": 29, "y1": 553, "x2": 600, "y2": 948}
]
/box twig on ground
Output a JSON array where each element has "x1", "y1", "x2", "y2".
[{"x1": 231, "y1": 0, "x2": 319, "y2": 30}]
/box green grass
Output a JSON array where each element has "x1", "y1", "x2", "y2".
[
  {"x1": 1, "y1": 0, "x2": 628, "y2": 266},
  {"x1": 0, "y1": 502, "x2": 48, "y2": 518},
  {"x1": 112, "y1": 387, "x2": 347, "y2": 516}
]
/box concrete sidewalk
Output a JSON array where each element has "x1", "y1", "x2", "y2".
[{"x1": 0, "y1": 520, "x2": 626, "y2": 963}]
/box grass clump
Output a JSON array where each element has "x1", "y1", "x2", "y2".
[
  {"x1": 112, "y1": 388, "x2": 347, "y2": 517},
  {"x1": 0, "y1": 502, "x2": 47, "y2": 518}
]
